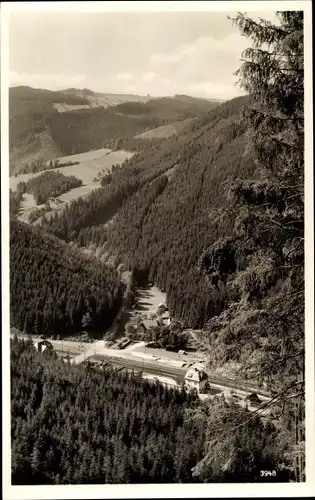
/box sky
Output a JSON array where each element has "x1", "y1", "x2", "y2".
[{"x1": 9, "y1": 10, "x2": 279, "y2": 100}]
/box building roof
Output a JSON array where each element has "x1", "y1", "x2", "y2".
[
  {"x1": 139, "y1": 319, "x2": 159, "y2": 330},
  {"x1": 185, "y1": 366, "x2": 208, "y2": 383},
  {"x1": 34, "y1": 340, "x2": 54, "y2": 349}
]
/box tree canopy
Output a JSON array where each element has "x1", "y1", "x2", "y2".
[{"x1": 195, "y1": 10, "x2": 305, "y2": 481}]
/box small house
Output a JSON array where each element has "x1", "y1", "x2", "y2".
[
  {"x1": 185, "y1": 366, "x2": 208, "y2": 393},
  {"x1": 157, "y1": 303, "x2": 168, "y2": 315},
  {"x1": 245, "y1": 393, "x2": 261, "y2": 406},
  {"x1": 34, "y1": 340, "x2": 54, "y2": 353},
  {"x1": 159, "y1": 312, "x2": 171, "y2": 326},
  {"x1": 137, "y1": 319, "x2": 159, "y2": 335}
]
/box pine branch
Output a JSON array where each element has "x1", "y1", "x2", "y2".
[
  {"x1": 248, "y1": 350, "x2": 304, "y2": 379},
  {"x1": 208, "y1": 380, "x2": 305, "y2": 438},
  {"x1": 243, "y1": 104, "x2": 304, "y2": 122},
  {"x1": 256, "y1": 131, "x2": 303, "y2": 150},
  {"x1": 228, "y1": 13, "x2": 289, "y2": 36}
]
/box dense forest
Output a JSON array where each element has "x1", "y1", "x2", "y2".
[
  {"x1": 11, "y1": 338, "x2": 291, "y2": 484},
  {"x1": 17, "y1": 170, "x2": 83, "y2": 205},
  {"x1": 9, "y1": 189, "x2": 23, "y2": 218},
  {"x1": 47, "y1": 107, "x2": 166, "y2": 156},
  {"x1": 39, "y1": 95, "x2": 250, "y2": 327},
  {"x1": 9, "y1": 86, "x2": 89, "y2": 150},
  {"x1": 10, "y1": 219, "x2": 123, "y2": 337},
  {"x1": 39, "y1": 150, "x2": 177, "y2": 240},
  {"x1": 113, "y1": 95, "x2": 218, "y2": 121}
]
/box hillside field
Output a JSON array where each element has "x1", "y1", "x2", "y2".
[
  {"x1": 10, "y1": 148, "x2": 134, "y2": 222},
  {"x1": 53, "y1": 91, "x2": 152, "y2": 112},
  {"x1": 135, "y1": 118, "x2": 194, "y2": 140}
]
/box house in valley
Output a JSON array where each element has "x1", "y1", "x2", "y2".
[
  {"x1": 185, "y1": 366, "x2": 208, "y2": 393},
  {"x1": 137, "y1": 319, "x2": 159, "y2": 335},
  {"x1": 34, "y1": 340, "x2": 54, "y2": 353},
  {"x1": 157, "y1": 303, "x2": 168, "y2": 315},
  {"x1": 160, "y1": 314, "x2": 171, "y2": 326}
]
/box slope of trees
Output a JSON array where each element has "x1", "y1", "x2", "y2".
[
  {"x1": 11, "y1": 338, "x2": 205, "y2": 484},
  {"x1": 17, "y1": 171, "x2": 82, "y2": 205},
  {"x1": 47, "y1": 107, "x2": 166, "y2": 156},
  {"x1": 37, "y1": 96, "x2": 251, "y2": 327},
  {"x1": 11, "y1": 338, "x2": 290, "y2": 484},
  {"x1": 9, "y1": 189, "x2": 23, "y2": 218},
  {"x1": 194, "y1": 11, "x2": 305, "y2": 481},
  {"x1": 9, "y1": 86, "x2": 89, "y2": 151},
  {"x1": 10, "y1": 219, "x2": 123, "y2": 337},
  {"x1": 39, "y1": 153, "x2": 175, "y2": 241},
  {"x1": 113, "y1": 95, "x2": 219, "y2": 121}
]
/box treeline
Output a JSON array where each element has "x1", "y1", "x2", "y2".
[
  {"x1": 47, "y1": 107, "x2": 165, "y2": 156},
  {"x1": 9, "y1": 189, "x2": 23, "y2": 217},
  {"x1": 113, "y1": 96, "x2": 219, "y2": 121},
  {"x1": 39, "y1": 153, "x2": 174, "y2": 241},
  {"x1": 17, "y1": 159, "x2": 79, "y2": 175},
  {"x1": 11, "y1": 338, "x2": 205, "y2": 484},
  {"x1": 17, "y1": 171, "x2": 82, "y2": 205},
  {"x1": 10, "y1": 219, "x2": 122, "y2": 337},
  {"x1": 9, "y1": 86, "x2": 90, "y2": 106},
  {"x1": 102, "y1": 135, "x2": 163, "y2": 153}
]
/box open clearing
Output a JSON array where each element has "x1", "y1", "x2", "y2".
[
  {"x1": 135, "y1": 118, "x2": 194, "y2": 140},
  {"x1": 53, "y1": 92, "x2": 153, "y2": 113},
  {"x1": 133, "y1": 286, "x2": 167, "y2": 316},
  {"x1": 10, "y1": 148, "x2": 134, "y2": 223}
]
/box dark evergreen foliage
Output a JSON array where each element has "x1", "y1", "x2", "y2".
[
  {"x1": 10, "y1": 219, "x2": 123, "y2": 337},
  {"x1": 9, "y1": 189, "x2": 23, "y2": 217},
  {"x1": 39, "y1": 96, "x2": 252, "y2": 327},
  {"x1": 18, "y1": 170, "x2": 82, "y2": 204},
  {"x1": 47, "y1": 107, "x2": 166, "y2": 156},
  {"x1": 11, "y1": 339, "x2": 204, "y2": 484}
]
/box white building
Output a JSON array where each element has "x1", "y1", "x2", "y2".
[{"x1": 185, "y1": 366, "x2": 208, "y2": 393}]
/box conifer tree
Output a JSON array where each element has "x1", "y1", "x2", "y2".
[
  {"x1": 201, "y1": 10, "x2": 304, "y2": 395},
  {"x1": 197, "y1": 10, "x2": 305, "y2": 482}
]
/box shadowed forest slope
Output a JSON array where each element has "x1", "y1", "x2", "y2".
[
  {"x1": 10, "y1": 219, "x2": 123, "y2": 337},
  {"x1": 40, "y1": 95, "x2": 252, "y2": 327}
]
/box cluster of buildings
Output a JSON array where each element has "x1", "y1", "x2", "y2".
[{"x1": 136, "y1": 303, "x2": 171, "y2": 335}]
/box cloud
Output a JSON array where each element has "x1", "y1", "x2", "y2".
[
  {"x1": 114, "y1": 72, "x2": 134, "y2": 81},
  {"x1": 187, "y1": 81, "x2": 246, "y2": 100},
  {"x1": 150, "y1": 53, "x2": 183, "y2": 66},
  {"x1": 142, "y1": 72, "x2": 155, "y2": 83},
  {"x1": 146, "y1": 32, "x2": 250, "y2": 98}
]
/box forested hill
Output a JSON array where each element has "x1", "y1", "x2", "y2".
[
  {"x1": 10, "y1": 219, "x2": 123, "y2": 337},
  {"x1": 40, "y1": 95, "x2": 252, "y2": 327},
  {"x1": 113, "y1": 94, "x2": 220, "y2": 120},
  {"x1": 9, "y1": 86, "x2": 220, "y2": 173},
  {"x1": 105, "y1": 96, "x2": 252, "y2": 327},
  {"x1": 11, "y1": 338, "x2": 288, "y2": 484}
]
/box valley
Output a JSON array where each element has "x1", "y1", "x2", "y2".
[{"x1": 8, "y1": 8, "x2": 306, "y2": 486}]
